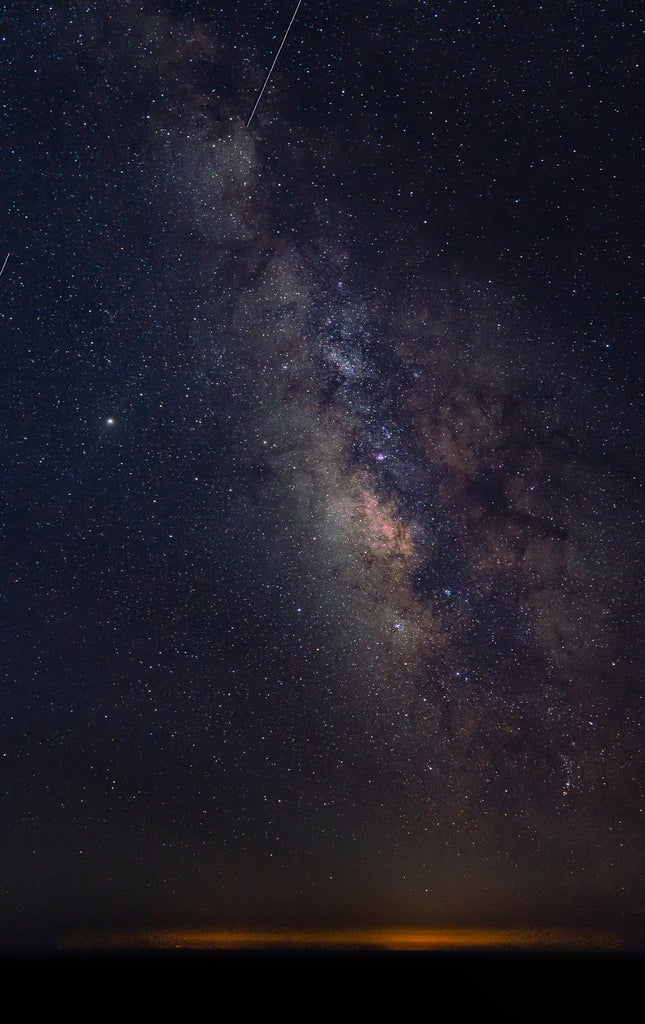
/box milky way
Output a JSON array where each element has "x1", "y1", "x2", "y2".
[
  {"x1": 2, "y1": 1, "x2": 642, "y2": 945},
  {"x1": 119, "y1": 3, "x2": 643, "y2": 914},
  {"x1": 146, "y1": 91, "x2": 632, "y2": 814}
]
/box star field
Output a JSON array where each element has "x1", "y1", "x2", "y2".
[{"x1": 1, "y1": 0, "x2": 643, "y2": 950}]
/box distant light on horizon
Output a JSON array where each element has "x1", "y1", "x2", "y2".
[{"x1": 61, "y1": 925, "x2": 623, "y2": 954}]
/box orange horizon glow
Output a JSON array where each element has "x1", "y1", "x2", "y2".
[{"x1": 61, "y1": 925, "x2": 623, "y2": 953}]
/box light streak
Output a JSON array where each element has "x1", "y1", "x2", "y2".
[{"x1": 246, "y1": 0, "x2": 303, "y2": 128}]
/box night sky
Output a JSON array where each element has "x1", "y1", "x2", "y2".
[{"x1": 1, "y1": 0, "x2": 643, "y2": 950}]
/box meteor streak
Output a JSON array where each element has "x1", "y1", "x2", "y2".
[{"x1": 246, "y1": 0, "x2": 303, "y2": 127}]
